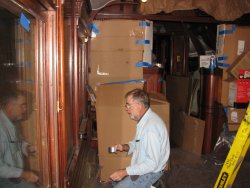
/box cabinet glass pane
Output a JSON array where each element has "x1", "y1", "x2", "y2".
[{"x1": 0, "y1": 6, "x2": 41, "y2": 187}]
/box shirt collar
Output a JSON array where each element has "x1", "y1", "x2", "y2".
[{"x1": 137, "y1": 108, "x2": 152, "y2": 128}]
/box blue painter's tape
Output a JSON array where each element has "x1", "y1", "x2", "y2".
[
  {"x1": 19, "y1": 13, "x2": 30, "y2": 32},
  {"x1": 139, "y1": 21, "x2": 151, "y2": 27},
  {"x1": 90, "y1": 23, "x2": 100, "y2": 35},
  {"x1": 100, "y1": 79, "x2": 146, "y2": 85},
  {"x1": 217, "y1": 62, "x2": 230, "y2": 68},
  {"x1": 217, "y1": 56, "x2": 228, "y2": 61},
  {"x1": 136, "y1": 40, "x2": 150, "y2": 44},
  {"x1": 219, "y1": 24, "x2": 236, "y2": 35},
  {"x1": 136, "y1": 62, "x2": 153, "y2": 67}
]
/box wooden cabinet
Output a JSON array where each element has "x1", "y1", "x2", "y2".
[
  {"x1": 170, "y1": 33, "x2": 189, "y2": 76},
  {"x1": 143, "y1": 67, "x2": 163, "y2": 93},
  {"x1": 0, "y1": 1, "x2": 67, "y2": 187}
]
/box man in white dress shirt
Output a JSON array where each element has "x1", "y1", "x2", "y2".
[
  {"x1": 110, "y1": 88, "x2": 170, "y2": 188},
  {"x1": 0, "y1": 88, "x2": 38, "y2": 188}
]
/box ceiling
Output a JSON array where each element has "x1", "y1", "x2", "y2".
[
  {"x1": 89, "y1": 0, "x2": 250, "y2": 23},
  {"x1": 139, "y1": 0, "x2": 250, "y2": 21}
]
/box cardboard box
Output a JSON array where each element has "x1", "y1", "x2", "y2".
[
  {"x1": 171, "y1": 109, "x2": 205, "y2": 156},
  {"x1": 91, "y1": 20, "x2": 152, "y2": 54},
  {"x1": 238, "y1": 70, "x2": 250, "y2": 79},
  {"x1": 150, "y1": 98, "x2": 170, "y2": 132},
  {"x1": 227, "y1": 107, "x2": 247, "y2": 124},
  {"x1": 228, "y1": 123, "x2": 240, "y2": 131},
  {"x1": 91, "y1": 20, "x2": 146, "y2": 38},
  {"x1": 216, "y1": 24, "x2": 250, "y2": 106},
  {"x1": 91, "y1": 37, "x2": 144, "y2": 52},
  {"x1": 222, "y1": 70, "x2": 250, "y2": 107},
  {"x1": 228, "y1": 78, "x2": 250, "y2": 106},
  {"x1": 227, "y1": 51, "x2": 250, "y2": 79},
  {"x1": 182, "y1": 115, "x2": 205, "y2": 156},
  {"x1": 235, "y1": 79, "x2": 250, "y2": 103},
  {"x1": 226, "y1": 107, "x2": 247, "y2": 131},
  {"x1": 216, "y1": 24, "x2": 250, "y2": 69},
  {"x1": 90, "y1": 20, "x2": 153, "y2": 90},
  {"x1": 96, "y1": 83, "x2": 142, "y2": 156},
  {"x1": 99, "y1": 156, "x2": 133, "y2": 181},
  {"x1": 89, "y1": 51, "x2": 143, "y2": 89},
  {"x1": 95, "y1": 83, "x2": 170, "y2": 181}
]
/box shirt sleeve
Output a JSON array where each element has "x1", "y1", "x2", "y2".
[
  {"x1": 0, "y1": 138, "x2": 23, "y2": 178},
  {"x1": 21, "y1": 141, "x2": 29, "y2": 156},
  {"x1": 126, "y1": 131, "x2": 161, "y2": 175},
  {"x1": 127, "y1": 139, "x2": 136, "y2": 155}
]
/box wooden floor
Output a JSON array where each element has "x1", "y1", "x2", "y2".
[{"x1": 77, "y1": 142, "x2": 250, "y2": 188}]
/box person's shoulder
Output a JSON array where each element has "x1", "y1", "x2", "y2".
[
  {"x1": 150, "y1": 110, "x2": 165, "y2": 123},
  {"x1": 0, "y1": 126, "x2": 8, "y2": 140},
  {"x1": 147, "y1": 115, "x2": 165, "y2": 129},
  {"x1": 0, "y1": 117, "x2": 9, "y2": 137}
]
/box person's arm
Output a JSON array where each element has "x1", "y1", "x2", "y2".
[
  {"x1": 127, "y1": 140, "x2": 136, "y2": 155},
  {"x1": 0, "y1": 138, "x2": 39, "y2": 182},
  {"x1": 110, "y1": 168, "x2": 128, "y2": 181},
  {"x1": 21, "y1": 140, "x2": 37, "y2": 157},
  {"x1": 21, "y1": 141, "x2": 29, "y2": 156},
  {"x1": 126, "y1": 131, "x2": 161, "y2": 175},
  {"x1": 109, "y1": 141, "x2": 136, "y2": 180},
  {"x1": 0, "y1": 137, "x2": 23, "y2": 178},
  {"x1": 20, "y1": 171, "x2": 39, "y2": 183},
  {"x1": 122, "y1": 144, "x2": 129, "y2": 152}
]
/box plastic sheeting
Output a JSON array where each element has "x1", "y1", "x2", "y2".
[{"x1": 139, "y1": 0, "x2": 250, "y2": 21}]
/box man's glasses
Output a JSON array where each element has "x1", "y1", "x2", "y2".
[{"x1": 124, "y1": 102, "x2": 138, "y2": 109}]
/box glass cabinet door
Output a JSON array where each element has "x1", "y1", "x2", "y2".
[{"x1": 0, "y1": 4, "x2": 41, "y2": 187}]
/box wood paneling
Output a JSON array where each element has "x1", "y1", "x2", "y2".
[{"x1": 170, "y1": 33, "x2": 189, "y2": 76}]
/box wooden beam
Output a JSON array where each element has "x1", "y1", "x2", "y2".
[{"x1": 95, "y1": 12, "x2": 218, "y2": 23}]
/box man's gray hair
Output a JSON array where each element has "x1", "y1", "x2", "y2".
[
  {"x1": 125, "y1": 88, "x2": 150, "y2": 108},
  {"x1": 0, "y1": 88, "x2": 27, "y2": 108}
]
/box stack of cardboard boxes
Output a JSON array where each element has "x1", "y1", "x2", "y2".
[
  {"x1": 89, "y1": 19, "x2": 152, "y2": 89},
  {"x1": 216, "y1": 24, "x2": 250, "y2": 131},
  {"x1": 89, "y1": 20, "x2": 170, "y2": 181}
]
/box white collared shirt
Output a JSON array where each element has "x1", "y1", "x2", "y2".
[
  {"x1": 0, "y1": 110, "x2": 27, "y2": 178},
  {"x1": 126, "y1": 108, "x2": 170, "y2": 175}
]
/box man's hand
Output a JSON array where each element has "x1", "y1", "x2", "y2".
[
  {"x1": 113, "y1": 144, "x2": 129, "y2": 152},
  {"x1": 20, "y1": 171, "x2": 39, "y2": 183},
  {"x1": 114, "y1": 144, "x2": 123, "y2": 152},
  {"x1": 110, "y1": 169, "x2": 128, "y2": 181}
]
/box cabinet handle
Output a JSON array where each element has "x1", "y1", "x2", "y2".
[{"x1": 57, "y1": 101, "x2": 63, "y2": 112}]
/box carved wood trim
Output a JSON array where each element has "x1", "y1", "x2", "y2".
[
  {"x1": 55, "y1": 0, "x2": 67, "y2": 187},
  {"x1": 64, "y1": 0, "x2": 84, "y2": 17},
  {"x1": 15, "y1": 0, "x2": 54, "y2": 20}
]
